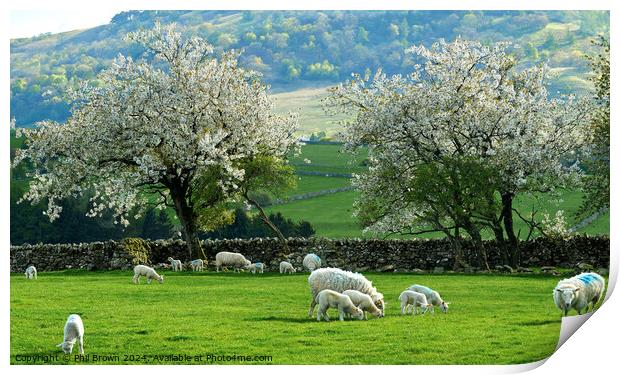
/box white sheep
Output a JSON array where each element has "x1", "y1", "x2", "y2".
[
  {"x1": 554, "y1": 272, "x2": 606, "y2": 316},
  {"x1": 248, "y1": 262, "x2": 265, "y2": 274},
  {"x1": 279, "y1": 261, "x2": 296, "y2": 274},
  {"x1": 342, "y1": 289, "x2": 383, "y2": 320},
  {"x1": 315, "y1": 289, "x2": 364, "y2": 322},
  {"x1": 56, "y1": 314, "x2": 84, "y2": 354},
  {"x1": 303, "y1": 253, "x2": 322, "y2": 272},
  {"x1": 132, "y1": 265, "x2": 164, "y2": 284},
  {"x1": 307, "y1": 267, "x2": 385, "y2": 318},
  {"x1": 215, "y1": 251, "x2": 252, "y2": 273},
  {"x1": 407, "y1": 284, "x2": 450, "y2": 313},
  {"x1": 24, "y1": 265, "x2": 37, "y2": 280},
  {"x1": 399, "y1": 290, "x2": 432, "y2": 315},
  {"x1": 167, "y1": 257, "x2": 183, "y2": 271},
  {"x1": 190, "y1": 259, "x2": 205, "y2": 272}
]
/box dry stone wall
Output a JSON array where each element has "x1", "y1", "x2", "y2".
[{"x1": 10, "y1": 236, "x2": 609, "y2": 273}]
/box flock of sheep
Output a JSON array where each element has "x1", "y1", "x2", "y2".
[
  {"x1": 307, "y1": 267, "x2": 450, "y2": 321},
  {"x1": 130, "y1": 251, "x2": 312, "y2": 283},
  {"x1": 22, "y1": 251, "x2": 606, "y2": 355}
]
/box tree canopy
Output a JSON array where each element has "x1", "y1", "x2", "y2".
[
  {"x1": 579, "y1": 35, "x2": 609, "y2": 217},
  {"x1": 327, "y1": 39, "x2": 590, "y2": 267},
  {"x1": 13, "y1": 23, "x2": 299, "y2": 258}
]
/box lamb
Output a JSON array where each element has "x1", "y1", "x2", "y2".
[
  {"x1": 132, "y1": 265, "x2": 164, "y2": 284},
  {"x1": 399, "y1": 290, "x2": 432, "y2": 315},
  {"x1": 167, "y1": 257, "x2": 183, "y2": 271},
  {"x1": 307, "y1": 267, "x2": 385, "y2": 318},
  {"x1": 24, "y1": 265, "x2": 37, "y2": 280},
  {"x1": 190, "y1": 259, "x2": 205, "y2": 272},
  {"x1": 215, "y1": 251, "x2": 252, "y2": 273},
  {"x1": 554, "y1": 272, "x2": 606, "y2": 316},
  {"x1": 303, "y1": 253, "x2": 322, "y2": 272},
  {"x1": 315, "y1": 289, "x2": 364, "y2": 322},
  {"x1": 56, "y1": 314, "x2": 84, "y2": 354},
  {"x1": 249, "y1": 262, "x2": 265, "y2": 274},
  {"x1": 407, "y1": 284, "x2": 450, "y2": 313},
  {"x1": 342, "y1": 289, "x2": 383, "y2": 319},
  {"x1": 279, "y1": 261, "x2": 296, "y2": 274}
]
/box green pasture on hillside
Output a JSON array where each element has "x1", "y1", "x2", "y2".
[
  {"x1": 263, "y1": 143, "x2": 609, "y2": 239},
  {"x1": 267, "y1": 188, "x2": 609, "y2": 239},
  {"x1": 266, "y1": 190, "x2": 361, "y2": 237},
  {"x1": 10, "y1": 270, "x2": 593, "y2": 365},
  {"x1": 579, "y1": 211, "x2": 610, "y2": 235},
  {"x1": 286, "y1": 175, "x2": 351, "y2": 196},
  {"x1": 11, "y1": 133, "x2": 609, "y2": 240},
  {"x1": 272, "y1": 86, "x2": 349, "y2": 137},
  {"x1": 288, "y1": 143, "x2": 368, "y2": 175}
]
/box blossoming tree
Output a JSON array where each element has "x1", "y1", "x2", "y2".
[
  {"x1": 580, "y1": 35, "x2": 609, "y2": 216},
  {"x1": 327, "y1": 39, "x2": 590, "y2": 267},
  {"x1": 12, "y1": 23, "x2": 298, "y2": 259}
]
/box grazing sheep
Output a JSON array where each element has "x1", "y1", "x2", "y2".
[
  {"x1": 303, "y1": 253, "x2": 322, "y2": 272},
  {"x1": 56, "y1": 314, "x2": 84, "y2": 354},
  {"x1": 279, "y1": 261, "x2": 296, "y2": 274},
  {"x1": 132, "y1": 265, "x2": 164, "y2": 284},
  {"x1": 167, "y1": 257, "x2": 183, "y2": 271},
  {"x1": 249, "y1": 262, "x2": 265, "y2": 274},
  {"x1": 407, "y1": 284, "x2": 450, "y2": 313},
  {"x1": 316, "y1": 289, "x2": 364, "y2": 322},
  {"x1": 215, "y1": 251, "x2": 252, "y2": 273},
  {"x1": 554, "y1": 272, "x2": 606, "y2": 316},
  {"x1": 24, "y1": 265, "x2": 37, "y2": 280},
  {"x1": 342, "y1": 289, "x2": 383, "y2": 319},
  {"x1": 399, "y1": 290, "x2": 432, "y2": 315},
  {"x1": 190, "y1": 259, "x2": 205, "y2": 272},
  {"x1": 307, "y1": 267, "x2": 385, "y2": 318}
]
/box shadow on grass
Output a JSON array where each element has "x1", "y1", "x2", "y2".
[
  {"x1": 250, "y1": 315, "x2": 377, "y2": 323},
  {"x1": 166, "y1": 335, "x2": 192, "y2": 341},
  {"x1": 250, "y1": 316, "x2": 317, "y2": 324},
  {"x1": 519, "y1": 319, "x2": 558, "y2": 326}
]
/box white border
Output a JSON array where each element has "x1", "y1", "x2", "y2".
[{"x1": 2, "y1": 1, "x2": 617, "y2": 374}]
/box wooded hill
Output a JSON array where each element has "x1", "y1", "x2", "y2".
[{"x1": 10, "y1": 10, "x2": 609, "y2": 127}]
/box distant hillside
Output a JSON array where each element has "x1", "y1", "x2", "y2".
[
  {"x1": 10, "y1": 10, "x2": 609, "y2": 127},
  {"x1": 271, "y1": 86, "x2": 349, "y2": 137}
]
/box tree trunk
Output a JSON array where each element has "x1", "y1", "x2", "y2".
[
  {"x1": 170, "y1": 186, "x2": 207, "y2": 260},
  {"x1": 491, "y1": 224, "x2": 509, "y2": 266},
  {"x1": 501, "y1": 193, "x2": 520, "y2": 267},
  {"x1": 447, "y1": 226, "x2": 467, "y2": 271},
  {"x1": 462, "y1": 221, "x2": 490, "y2": 271},
  {"x1": 244, "y1": 192, "x2": 291, "y2": 254}
]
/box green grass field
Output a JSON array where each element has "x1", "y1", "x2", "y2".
[
  {"x1": 11, "y1": 270, "x2": 594, "y2": 365},
  {"x1": 264, "y1": 143, "x2": 609, "y2": 239},
  {"x1": 288, "y1": 143, "x2": 368, "y2": 175},
  {"x1": 286, "y1": 175, "x2": 351, "y2": 196},
  {"x1": 267, "y1": 190, "x2": 361, "y2": 237},
  {"x1": 12, "y1": 128, "x2": 609, "y2": 240},
  {"x1": 267, "y1": 189, "x2": 610, "y2": 239},
  {"x1": 580, "y1": 211, "x2": 610, "y2": 235}
]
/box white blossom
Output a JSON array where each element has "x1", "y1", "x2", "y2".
[
  {"x1": 326, "y1": 39, "x2": 591, "y2": 234},
  {"x1": 12, "y1": 22, "x2": 299, "y2": 229},
  {"x1": 541, "y1": 210, "x2": 572, "y2": 239}
]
